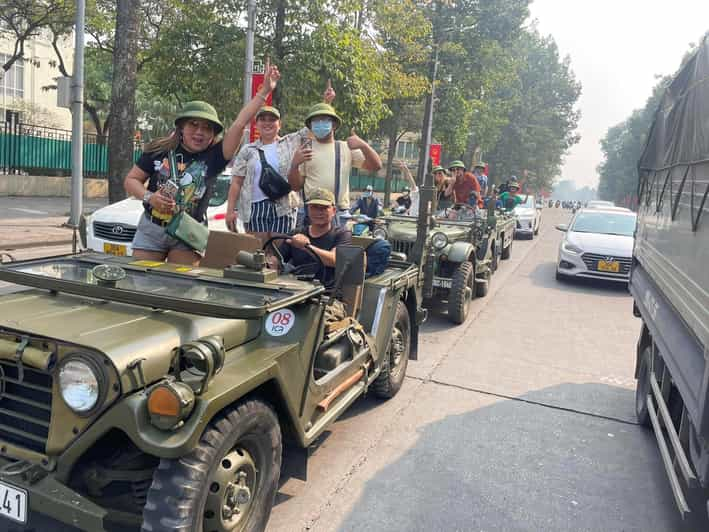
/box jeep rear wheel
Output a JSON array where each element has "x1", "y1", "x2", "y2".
[
  {"x1": 373, "y1": 300, "x2": 410, "y2": 399},
  {"x1": 141, "y1": 400, "x2": 282, "y2": 532},
  {"x1": 501, "y1": 238, "x2": 512, "y2": 260},
  {"x1": 448, "y1": 261, "x2": 474, "y2": 324}
]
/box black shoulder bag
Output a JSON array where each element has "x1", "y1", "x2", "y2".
[{"x1": 257, "y1": 148, "x2": 291, "y2": 201}]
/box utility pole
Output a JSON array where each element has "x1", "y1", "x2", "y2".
[
  {"x1": 242, "y1": 0, "x2": 257, "y2": 141},
  {"x1": 69, "y1": 0, "x2": 85, "y2": 244}
]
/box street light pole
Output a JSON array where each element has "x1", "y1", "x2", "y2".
[
  {"x1": 242, "y1": 0, "x2": 257, "y2": 140},
  {"x1": 69, "y1": 0, "x2": 86, "y2": 247}
]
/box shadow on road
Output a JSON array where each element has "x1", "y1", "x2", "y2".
[
  {"x1": 336, "y1": 383, "x2": 705, "y2": 532},
  {"x1": 529, "y1": 260, "x2": 631, "y2": 298}
]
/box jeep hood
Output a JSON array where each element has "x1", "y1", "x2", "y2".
[
  {"x1": 387, "y1": 221, "x2": 468, "y2": 242},
  {"x1": 0, "y1": 289, "x2": 261, "y2": 391}
]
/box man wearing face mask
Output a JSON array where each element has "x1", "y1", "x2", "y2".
[
  {"x1": 351, "y1": 185, "x2": 380, "y2": 219},
  {"x1": 288, "y1": 103, "x2": 382, "y2": 226}
]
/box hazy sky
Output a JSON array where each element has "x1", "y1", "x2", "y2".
[{"x1": 529, "y1": 0, "x2": 709, "y2": 189}]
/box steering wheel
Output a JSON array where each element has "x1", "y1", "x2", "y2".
[{"x1": 262, "y1": 234, "x2": 325, "y2": 281}]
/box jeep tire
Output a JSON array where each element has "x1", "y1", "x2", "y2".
[
  {"x1": 448, "y1": 261, "x2": 474, "y2": 324},
  {"x1": 142, "y1": 399, "x2": 282, "y2": 532},
  {"x1": 373, "y1": 300, "x2": 410, "y2": 399},
  {"x1": 501, "y1": 239, "x2": 512, "y2": 260}
]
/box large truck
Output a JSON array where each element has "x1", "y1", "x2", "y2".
[{"x1": 631, "y1": 33, "x2": 709, "y2": 519}]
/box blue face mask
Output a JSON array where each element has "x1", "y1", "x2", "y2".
[{"x1": 311, "y1": 119, "x2": 333, "y2": 139}]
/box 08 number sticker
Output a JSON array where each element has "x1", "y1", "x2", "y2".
[{"x1": 265, "y1": 309, "x2": 295, "y2": 337}]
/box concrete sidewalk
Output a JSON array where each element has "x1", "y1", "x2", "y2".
[{"x1": 0, "y1": 217, "x2": 75, "y2": 250}]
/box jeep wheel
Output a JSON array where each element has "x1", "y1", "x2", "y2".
[
  {"x1": 142, "y1": 400, "x2": 282, "y2": 532},
  {"x1": 373, "y1": 300, "x2": 410, "y2": 399},
  {"x1": 491, "y1": 241, "x2": 499, "y2": 272},
  {"x1": 475, "y1": 271, "x2": 490, "y2": 298},
  {"x1": 501, "y1": 239, "x2": 512, "y2": 260},
  {"x1": 448, "y1": 261, "x2": 474, "y2": 324}
]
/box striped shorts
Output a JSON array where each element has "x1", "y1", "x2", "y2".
[{"x1": 247, "y1": 200, "x2": 296, "y2": 234}]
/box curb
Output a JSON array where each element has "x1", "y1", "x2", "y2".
[{"x1": 0, "y1": 239, "x2": 73, "y2": 251}]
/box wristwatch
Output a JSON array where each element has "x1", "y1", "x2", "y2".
[{"x1": 142, "y1": 190, "x2": 154, "y2": 205}]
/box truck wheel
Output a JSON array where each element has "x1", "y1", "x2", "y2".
[
  {"x1": 635, "y1": 346, "x2": 652, "y2": 428},
  {"x1": 142, "y1": 400, "x2": 282, "y2": 532},
  {"x1": 373, "y1": 300, "x2": 410, "y2": 399},
  {"x1": 448, "y1": 261, "x2": 474, "y2": 324},
  {"x1": 501, "y1": 239, "x2": 512, "y2": 260}
]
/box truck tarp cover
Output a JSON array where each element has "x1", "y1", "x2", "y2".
[{"x1": 638, "y1": 34, "x2": 709, "y2": 172}]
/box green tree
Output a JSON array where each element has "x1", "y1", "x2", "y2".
[
  {"x1": 597, "y1": 78, "x2": 667, "y2": 205},
  {"x1": 485, "y1": 27, "x2": 581, "y2": 192}
]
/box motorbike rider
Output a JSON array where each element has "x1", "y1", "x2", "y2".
[{"x1": 350, "y1": 185, "x2": 380, "y2": 230}]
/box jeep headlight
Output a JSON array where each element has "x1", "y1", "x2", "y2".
[
  {"x1": 431, "y1": 232, "x2": 448, "y2": 250},
  {"x1": 58, "y1": 358, "x2": 102, "y2": 414},
  {"x1": 372, "y1": 227, "x2": 388, "y2": 240}
]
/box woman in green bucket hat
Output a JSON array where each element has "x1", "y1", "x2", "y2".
[{"x1": 124, "y1": 60, "x2": 281, "y2": 265}]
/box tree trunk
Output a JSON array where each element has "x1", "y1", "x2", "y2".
[
  {"x1": 384, "y1": 126, "x2": 398, "y2": 208},
  {"x1": 107, "y1": 0, "x2": 140, "y2": 204}
]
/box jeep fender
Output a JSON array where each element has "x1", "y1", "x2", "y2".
[{"x1": 447, "y1": 241, "x2": 476, "y2": 264}]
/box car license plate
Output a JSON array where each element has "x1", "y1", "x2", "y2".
[
  {"x1": 597, "y1": 260, "x2": 620, "y2": 273},
  {"x1": 432, "y1": 278, "x2": 452, "y2": 289},
  {"x1": 0, "y1": 480, "x2": 27, "y2": 524},
  {"x1": 103, "y1": 243, "x2": 127, "y2": 256}
]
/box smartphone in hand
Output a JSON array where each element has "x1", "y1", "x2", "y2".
[{"x1": 301, "y1": 136, "x2": 313, "y2": 150}]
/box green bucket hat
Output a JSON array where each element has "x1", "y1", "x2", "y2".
[
  {"x1": 305, "y1": 103, "x2": 342, "y2": 128},
  {"x1": 448, "y1": 160, "x2": 465, "y2": 170},
  {"x1": 174, "y1": 101, "x2": 224, "y2": 134},
  {"x1": 432, "y1": 165, "x2": 446, "y2": 173},
  {"x1": 256, "y1": 105, "x2": 281, "y2": 120},
  {"x1": 473, "y1": 161, "x2": 486, "y2": 169}
]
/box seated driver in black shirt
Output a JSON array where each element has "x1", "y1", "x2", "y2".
[{"x1": 278, "y1": 188, "x2": 352, "y2": 288}]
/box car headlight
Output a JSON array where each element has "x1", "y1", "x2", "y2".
[
  {"x1": 58, "y1": 358, "x2": 103, "y2": 414},
  {"x1": 372, "y1": 227, "x2": 388, "y2": 240},
  {"x1": 562, "y1": 241, "x2": 583, "y2": 254},
  {"x1": 431, "y1": 232, "x2": 448, "y2": 250}
]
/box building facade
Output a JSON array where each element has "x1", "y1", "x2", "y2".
[{"x1": 0, "y1": 31, "x2": 74, "y2": 130}]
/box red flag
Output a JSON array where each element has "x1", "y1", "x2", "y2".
[{"x1": 430, "y1": 144, "x2": 442, "y2": 167}]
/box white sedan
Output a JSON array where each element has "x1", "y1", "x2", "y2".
[
  {"x1": 83, "y1": 173, "x2": 234, "y2": 257},
  {"x1": 555, "y1": 208, "x2": 637, "y2": 283},
  {"x1": 513, "y1": 195, "x2": 542, "y2": 239}
]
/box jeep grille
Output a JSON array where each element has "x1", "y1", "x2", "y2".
[
  {"x1": 0, "y1": 360, "x2": 52, "y2": 454},
  {"x1": 390, "y1": 240, "x2": 414, "y2": 258}
]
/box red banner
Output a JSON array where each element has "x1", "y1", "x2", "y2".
[
  {"x1": 249, "y1": 73, "x2": 273, "y2": 143},
  {"x1": 430, "y1": 144, "x2": 442, "y2": 167}
]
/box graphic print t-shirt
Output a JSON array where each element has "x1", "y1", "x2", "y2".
[{"x1": 136, "y1": 142, "x2": 229, "y2": 223}]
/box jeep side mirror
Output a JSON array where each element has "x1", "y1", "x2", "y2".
[
  {"x1": 555, "y1": 224, "x2": 568, "y2": 232},
  {"x1": 335, "y1": 245, "x2": 366, "y2": 289}
]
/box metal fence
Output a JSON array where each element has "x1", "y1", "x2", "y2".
[{"x1": 0, "y1": 121, "x2": 141, "y2": 178}]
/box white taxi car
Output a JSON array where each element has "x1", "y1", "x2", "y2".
[{"x1": 83, "y1": 173, "x2": 233, "y2": 256}]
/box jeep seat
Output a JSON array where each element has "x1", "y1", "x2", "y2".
[{"x1": 201, "y1": 231, "x2": 261, "y2": 269}]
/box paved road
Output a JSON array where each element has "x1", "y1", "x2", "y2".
[
  {"x1": 0, "y1": 207, "x2": 705, "y2": 531},
  {"x1": 0, "y1": 196, "x2": 106, "y2": 219},
  {"x1": 267, "y1": 208, "x2": 706, "y2": 532}
]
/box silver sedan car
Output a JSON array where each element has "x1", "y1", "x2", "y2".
[{"x1": 555, "y1": 208, "x2": 637, "y2": 283}]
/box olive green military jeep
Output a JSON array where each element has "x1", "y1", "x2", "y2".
[
  {"x1": 373, "y1": 202, "x2": 515, "y2": 324},
  {"x1": 0, "y1": 242, "x2": 423, "y2": 531}
]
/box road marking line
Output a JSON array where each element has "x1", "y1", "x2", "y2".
[{"x1": 9, "y1": 208, "x2": 49, "y2": 215}]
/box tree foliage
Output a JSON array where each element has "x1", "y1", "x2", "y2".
[{"x1": 597, "y1": 79, "x2": 667, "y2": 205}]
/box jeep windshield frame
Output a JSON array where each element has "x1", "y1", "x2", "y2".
[{"x1": 0, "y1": 254, "x2": 324, "y2": 319}]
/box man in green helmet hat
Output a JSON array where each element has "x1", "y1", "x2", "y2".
[
  {"x1": 288, "y1": 93, "x2": 382, "y2": 226},
  {"x1": 444, "y1": 160, "x2": 482, "y2": 207},
  {"x1": 472, "y1": 161, "x2": 488, "y2": 197}
]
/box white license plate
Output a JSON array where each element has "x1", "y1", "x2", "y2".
[
  {"x1": 0, "y1": 480, "x2": 27, "y2": 524},
  {"x1": 432, "y1": 278, "x2": 452, "y2": 289}
]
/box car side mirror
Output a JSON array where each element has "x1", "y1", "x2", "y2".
[{"x1": 555, "y1": 224, "x2": 568, "y2": 232}]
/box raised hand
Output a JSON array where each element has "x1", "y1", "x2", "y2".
[
  {"x1": 347, "y1": 128, "x2": 366, "y2": 150},
  {"x1": 323, "y1": 78, "x2": 336, "y2": 104},
  {"x1": 262, "y1": 56, "x2": 280, "y2": 94}
]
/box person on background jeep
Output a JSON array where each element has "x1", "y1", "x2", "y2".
[
  {"x1": 444, "y1": 160, "x2": 482, "y2": 207},
  {"x1": 278, "y1": 188, "x2": 352, "y2": 288},
  {"x1": 499, "y1": 179, "x2": 529, "y2": 210},
  {"x1": 472, "y1": 162, "x2": 488, "y2": 198}
]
